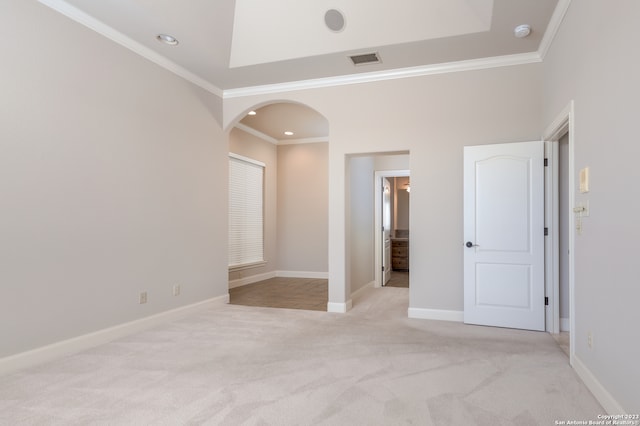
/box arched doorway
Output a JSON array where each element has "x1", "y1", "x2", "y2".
[{"x1": 226, "y1": 102, "x2": 330, "y2": 311}]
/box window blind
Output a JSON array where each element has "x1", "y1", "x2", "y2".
[{"x1": 228, "y1": 153, "x2": 265, "y2": 268}]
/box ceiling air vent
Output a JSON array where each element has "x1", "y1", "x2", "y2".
[{"x1": 349, "y1": 52, "x2": 381, "y2": 66}]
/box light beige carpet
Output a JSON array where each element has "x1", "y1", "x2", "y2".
[{"x1": 0, "y1": 287, "x2": 602, "y2": 425}]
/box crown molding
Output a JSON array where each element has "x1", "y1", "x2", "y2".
[
  {"x1": 223, "y1": 52, "x2": 542, "y2": 99},
  {"x1": 234, "y1": 123, "x2": 278, "y2": 145},
  {"x1": 38, "y1": 0, "x2": 224, "y2": 98},
  {"x1": 234, "y1": 124, "x2": 328, "y2": 146},
  {"x1": 40, "y1": 0, "x2": 565, "y2": 100},
  {"x1": 538, "y1": 0, "x2": 572, "y2": 60},
  {"x1": 278, "y1": 137, "x2": 328, "y2": 145}
]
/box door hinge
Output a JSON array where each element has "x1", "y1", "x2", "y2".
[
  {"x1": 382, "y1": 266, "x2": 385, "y2": 272},
  {"x1": 544, "y1": 227, "x2": 549, "y2": 236},
  {"x1": 545, "y1": 297, "x2": 549, "y2": 306},
  {"x1": 544, "y1": 158, "x2": 548, "y2": 167}
]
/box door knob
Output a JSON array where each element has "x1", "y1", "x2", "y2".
[{"x1": 465, "y1": 241, "x2": 478, "y2": 248}]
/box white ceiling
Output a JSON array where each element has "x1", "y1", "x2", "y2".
[
  {"x1": 230, "y1": 0, "x2": 494, "y2": 67},
  {"x1": 40, "y1": 0, "x2": 561, "y2": 94}
]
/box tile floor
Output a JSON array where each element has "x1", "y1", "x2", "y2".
[
  {"x1": 229, "y1": 271, "x2": 409, "y2": 312},
  {"x1": 229, "y1": 277, "x2": 328, "y2": 311},
  {"x1": 385, "y1": 270, "x2": 409, "y2": 288}
]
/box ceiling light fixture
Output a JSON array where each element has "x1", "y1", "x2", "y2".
[
  {"x1": 514, "y1": 25, "x2": 531, "y2": 38},
  {"x1": 247, "y1": 111, "x2": 257, "y2": 116},
  {"x1": 156, "y1": 34, "x2": 179, "y2": 46},
  {"x1": 284, "y1": 131, "x2": 294, "y2": 136}
]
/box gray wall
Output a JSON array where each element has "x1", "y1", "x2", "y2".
[
  {"x1": 0, "y1": 1, "x2": 228, "y2": 357},
  {"x1": 542, "y1": 0, "x2": 640, "y2": 412},
  {"x1": 227, "y1": 132, "x2": 329, "y2": 280},
  {"x1": 347, "y1": 154, "x2": 410, "y2": 293},
  {"x1": 276, "y1": 143, "x2": 329, "y2": 274},
  {"x1": 228, "y1": 128, "x2": 278, "y2": 282},
  {"x1": 7, "y1": 0, "x2": 637, "y2": 412},
  {"x1": 225, "y1": 64, "x2": 542, "y2": 309},
  {"x1": 348, "y1": 156, "x2": 375, "y2": 292},
  {"x1": 394, "y1": 177, "x2": 410, "y2": 233}
]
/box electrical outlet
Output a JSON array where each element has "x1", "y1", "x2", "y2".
[
  {"x1": 173, "y1": 284, "x2": 181, "y2": 296},
  {"x1": 587, "y1": 332, "x2": 593, "y2": 349},
  {"x1": 139, "y1": 291, "x2": 147, "y2": 304}
]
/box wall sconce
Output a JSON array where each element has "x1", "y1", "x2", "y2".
[{"x1": 405, "y1": 183, "x2": 410, "y2": 193}]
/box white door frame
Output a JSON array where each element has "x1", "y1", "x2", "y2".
[
  {"x1": 374, "y1": 169, "x2": 410, "y2": 288},
  {"x1": 543, "y1": 100, "x2": 575, "y2": 365},
  {"x1": 463, "y1": 141, "x2": 546, "y2": 331},
  {"x1": 544, "y1": 140, "x2": 560, "y2": 333}
]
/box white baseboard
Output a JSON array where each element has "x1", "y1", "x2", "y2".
[
  {"x1": 229, "y1": 271, "x2": 277, "y2": 289},
  {"x1": 560, "y1": 317, "x2": 570, "y2": 332},
  {"x1": 276, "y1": 270, "x2": 329, "y2": 279},
  {"x1": 0, "y1": 294, "x2": 228, "y2": 376},
  {"x1": 572, "y1": 355, "x2": 626, "y2": 415},
  {"x1": 229, "y1": 270, "x2": 329, "y2": 289},
  {"x1": 408, "y1": 307, "x2": 464, "y2": 322},
  {"x1": 327, "y1": 299, "x2": 353, "y2": 313}
]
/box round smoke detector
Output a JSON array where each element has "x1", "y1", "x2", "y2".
[
  {"x1": 325, "y1": 9, "x2": 345, "y2": 32},
  {"x1": 514, "y1": 24, "x2": 531, "y2": 38}
]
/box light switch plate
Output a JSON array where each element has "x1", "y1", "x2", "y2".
[{"x1": 579, "y1": 167, "x2": 590, "y2": 193}]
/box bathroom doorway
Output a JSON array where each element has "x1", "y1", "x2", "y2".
[{"x1": 374, "y1": 170, "x2": 410, "y2": 288}]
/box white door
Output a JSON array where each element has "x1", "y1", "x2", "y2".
[
  {"x1": 463, "y1": 141, "x2": 545, "y2": 331},
  {"x1": 382, "y1": 178, "x2": 392, "y2": 285}
]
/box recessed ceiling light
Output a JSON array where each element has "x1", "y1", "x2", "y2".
[
  {"x1": 247, "y1": 111, "x2": 257, "y2": 116},
  {"x1": 514, "y1": 25, "x2": 531, "y2": 38},
  {"x1": 156, "y1": 34, "x2": 179, "y2": 46},
  {"x1": 284, "y1": 131, "x2": 294, "y2": 136}
]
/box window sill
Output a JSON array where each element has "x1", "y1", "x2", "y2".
[{"x1": 228, "y1": 261, "x2": 267, "y2": 272}]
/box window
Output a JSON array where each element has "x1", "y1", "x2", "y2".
[{"x1": 228, "y1": 153, "x2": 265, "y2": 269}]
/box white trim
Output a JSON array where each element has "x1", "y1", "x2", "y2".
[
  {"x1": 228, "y1": 152, "x2": 266, "y2": 168},
  {"x1": 223, "y1": 52, "x2": 542, "y2": 98},
  {"x1": 229, "y1": 270, "x2": 328, "y2": 289},
  {"x1": 560, "y1": 317, "x2": 570, "y2": 332},
  {"x1": 276, "y1": 271, "x2": 329, "y2": 279},
  {"x1": 40, "y1": 0, "x2": 563, "y2": 100},
  {"x1": 543, "y1": 102, "x2": 572, "y2": 140},
  {"x1": 278, "y1": 137, "x2": 329, "y2": 146},
  {"x1": 327, "y1": 300, "x2": 353, "y2": 313},
  {"x1": 572, "y1": 355, "x2": 627, "y2": 415},
  {"x1": 543, "y1": 101, "x2": 575, "y2": 364},
  {"x1": 538, "y1": 0, "x2": 572, "y2": 60},
  {"x1": 40, "y1": 0, "x2": 560, "y2": 100},
  {"x1": 228, "y1": 260, "x2": 268, "y2": 273},
  {"x1": 0, "y1": 295, "x2": 228, "y2": 376},
  {"x1": 544, "y1": 140, "x2": 560, "y2": 334},
  {"x1": 37, "y1": 0, "x2": 223, "y2": 98},
  {"x1": 233, "y1": 125, "x2": 328, "y2": 146},
  {"x1": 408, "y1": 308, "x2": 464, "y2": 322},
  {"x1": 234, "y1": 123, "x2": 279, "y2": 145},
  {"x1": 351, "y1": 281, "x2": 375, "y2": 299},
  {"x1": 229, "y1": 271, "x2": 277, "y2": 289}
]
